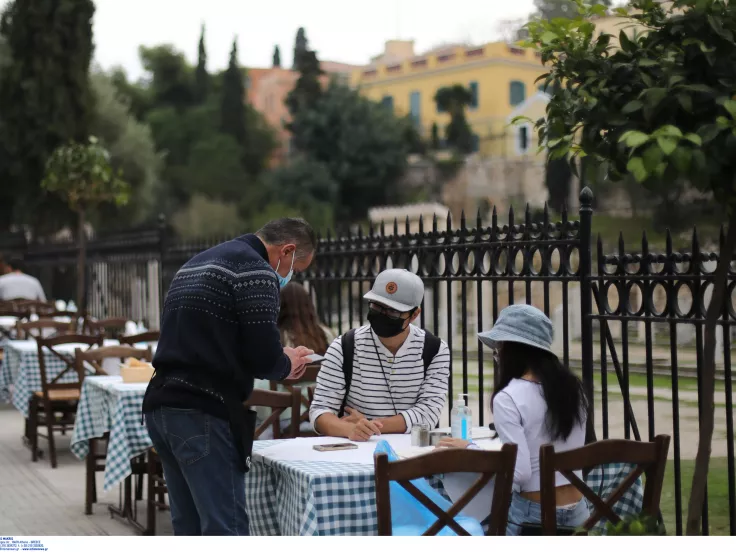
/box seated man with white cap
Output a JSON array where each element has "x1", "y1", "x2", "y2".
[{"x1": 309, "y1": 269, "x2": 450, "y2": 441}]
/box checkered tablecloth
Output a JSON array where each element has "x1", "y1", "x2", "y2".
[
  {"x1": 71, "y1": 375, "x2": 152, "y2": 491},
  {"x1": 244, "y1": 440, "x2": 450, "y2": 536},
  {"x1": 585, "y1": 462, "x2": 644, "y2": 533},
  {"x1": 0, "y1": 339, "x2": 143, "y2": 417}
]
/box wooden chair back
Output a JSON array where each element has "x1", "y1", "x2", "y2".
[
  {"x1": 13, "y1": 299, "x2": 55, "y2": 315},
  {"x1": 269, "y1": 364, "x2": 321, "y2": 435},
  {"x1": 539, "y1": 435, "x2": 671, "y2": 535},
  {"x1": 75, "y1": 345, "x2": 153, "y2": 378},
  {"x1": 17, "y1": 319, "x2": 74, "y2": 340},
  {"x1": 375, "y1": 444, "x2": 518, "y2": 536},
  {"x1": 119, "y1": 331, "x2": 161, "y2": 346},
  {"x1": 244, "y1": 388, "x2": 301, "y2": 439},
  {"x1": 84, "y1": 317, "x2": 128, "y2": 339},
  {"x1": 0, "y1": 310, "x2": 29, "y2": 339},
  {"x1": 36, "y1": 334, "x2": 104, "y2": 397}
]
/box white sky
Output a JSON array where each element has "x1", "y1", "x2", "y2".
[{"x1": 0, "y1": 0, "x2": 539, "y2": 80}]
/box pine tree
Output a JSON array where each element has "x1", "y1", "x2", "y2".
[
  {"x1": 0, "y1": 0, "x2": 95, "y2": 231},
  {"x1": 194, "y1": 23, "x2": 209, "y2": 103},
  {"x1": 292, "y1": 27, "x2": 308, "y2": 69},
  {"x1": 220, "y1": 39, "x2": 247, "y2": 148},
  {"x1": 286, "y1": 49, "x2": 323, "y2": 120},
  {"x1": 272, "y1": 45, "x2": 281, "y2": 68}
]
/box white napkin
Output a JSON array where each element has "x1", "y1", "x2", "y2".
[{"x1": 124, "y1": 321, "x2": 138, "y2": 336}]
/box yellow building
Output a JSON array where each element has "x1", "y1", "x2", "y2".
[{"x1": 349, "y1": 40, "x2": 547, "y2": 157}]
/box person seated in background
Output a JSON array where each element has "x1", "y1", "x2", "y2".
[
  {"x1": 0, "y1": 258, "x2": 46, "y2": 301},
  {"x1": 309, "y1": 268, "x2": 450, "y2": 441},
  {"x1": 437, "y1": 304, "x2": 589, "y2": 535},
  {"x1": 253, "y1": 282, "x2": 335, "y2": 437}
]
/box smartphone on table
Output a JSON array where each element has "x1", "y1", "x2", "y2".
[{"x1": 313, "y1": 443, "x2": 358, "y2": 452}]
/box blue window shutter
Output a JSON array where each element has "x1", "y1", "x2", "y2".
[
  {"x1": 381, "y1": 95, "x2": 394, "y2": 111},
  {"x1": 469, "y1": 81, "x2": 479, "y2": 109},
  {"x1": 510, "y1": 81, "x2": 526, "y2": 106},
  {"x1": 410, "y1": 91, "x2": 421, "y2": 127}
]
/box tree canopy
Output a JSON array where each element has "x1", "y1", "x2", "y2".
[{"x1": 0, "y1": 0, "x2": 95, "y2": 233}]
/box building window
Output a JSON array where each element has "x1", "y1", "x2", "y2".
[
  {"x1": 471, "y1": 133, "x2": 480, "y2": 153},
  {"x1": 363, "y1": 69, "x2": 377, "y2": 78},
  {"x1": 465, "y1": 48, "x2": 484, "y2": 58},
  {"x1": 516, "y1": 125, "x2": 531, "y2": 155},
  {"x1": 538, "y1": 83, "x2": 549, "y2": 94},
  {"x1": 438, "y1": 53, "x2": 456, "y2": 63},
  {"x1": 469, "y1": 81, "x2": 479, "y2": 110},
  {"x1": 409, "y1": 91, "x2": 421, "y2": 127},
  {"x1": 381, "y1": 95, "x2": 394, "y2": 112},
  {"x1": 387, "y1": 64, "x2": 402, "y2": 74},
  {"x1": 510, "y1": 81, "x2": 526, "y2": 106},
  {"x1": 411, "y1": 59, "x2": 428, "y2": 69},
  {"x1": 507, "y1": 46, "x2": 525, "y2": 56}
]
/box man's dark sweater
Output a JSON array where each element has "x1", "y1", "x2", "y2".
[{"x1": 142, "y1": 234, "x2": 290, "y2": 425}]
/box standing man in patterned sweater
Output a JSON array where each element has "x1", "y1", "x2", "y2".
[{"x1": 143, "y1": 218, "x2": 317, "y2": 536}]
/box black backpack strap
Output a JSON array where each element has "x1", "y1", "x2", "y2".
[
  {"x1": 338, "y1": 329, "x2": 356, "y2": 417},
  {"x1": 421, "y1": 331, "x2": 442, "y2": 376}
]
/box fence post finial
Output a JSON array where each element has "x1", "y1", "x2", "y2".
[{"x1": 579, "y1": 186, "x2": 594, "y2": 211}]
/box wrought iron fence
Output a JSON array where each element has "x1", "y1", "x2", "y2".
[{"x1": 1, "y1": 188, "x2": 734, "y2": 535}]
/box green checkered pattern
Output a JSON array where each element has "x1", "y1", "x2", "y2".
[
  {"x1": 0, "y1": 341, "x2": 88, "y2": 416},
  {"x1": 71, "y1": 376, "x2": 152, "y2": 491},
  {"x1": 585, "y1": 462, "x2": 644, "y2": 533},
  {"x1": 245, "y1": 442, "x2": 448, "y2": 536}
]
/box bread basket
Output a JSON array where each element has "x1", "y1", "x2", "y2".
[{"x1": 120, "y1": 358, "x2": 155, "y2": 384}]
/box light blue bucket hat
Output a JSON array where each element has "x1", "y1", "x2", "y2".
[{"x1": 477, "y1": 304, "x2": 553, "y2": 353}]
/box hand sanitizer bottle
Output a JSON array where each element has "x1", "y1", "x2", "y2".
[{"x1": 451, "y1": 393, "x2": 472, "y2": 440}]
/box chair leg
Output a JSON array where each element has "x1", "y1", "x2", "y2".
[
  {"x1": 44, "y1": 402, "x2": 57, "y2": 469},
  {"x1": 136, "y1": 471, "x2": 144, "y2": 501},
  {"x1": 29, "y1": 397, "x2": 38, "y2": 463},
  {"x1": 85, "y1": 444, "x2": 95, "y2": 515}
]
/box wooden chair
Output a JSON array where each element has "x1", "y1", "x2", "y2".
[
  {"x1": 13, "y1": 299, "x2": 55, "y2": 315},
  {"x1": 245, "y1": 387, "x2": 302, "y2": 439},
  {"x1": 119, "y1": 331, "x2": 160, "y2": 346},
  {"x1": 0, "y1": 309, "x2": 29, "y2": 340},
  {"x1": 375, "y1": 444, "x2": 518, "y2": 536},
  {"x1": 143, "y1": 388, "x2": 301, "y2": 535},
  {"x1": 84, "y1": 317, "x2": 128, "y2": 339},
  {"x1": 145, "y1": 448, "x2": 169, "y2": 536},
  {"x1": 538, "y1": 435, "x2": 671, "y2": 535},
  {"x1": 76, "y1": 345, "x2": 153, "y2": 515},
  {"x1": 269, "y1": 364, "x2": 321, "y2": 438},
  {"x1": 16, "y1": 319, "x2": 74, "y2": 340},
  {"x1": 28, "y1": 334, "x2": 103, "y2": 468}
]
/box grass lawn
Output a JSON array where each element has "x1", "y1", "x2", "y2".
[{"x1": 660, "y1": 456, "x2": 734, "y2": 536}]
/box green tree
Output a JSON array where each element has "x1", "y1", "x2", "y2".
[
  {"x1": 273, "y1": 45, "x2": 281, "y2": 68},
  {"x1": 109, "y1": 67, "x2": 152, "y2": 120},
  {"x1": 292, "y1": 27, "x2": 308, "y2": 69},
  {"x1": 286, "y1": 49, "x2": 323, "y2": 121},
  {"x1": 194, "y1": 24, "x2": 209, "y2": 103},
  {"x1": 434, "y1": 85, "x2": 474, "y2": 154},
  {"x1": 289, "y1": 82, "x2": 410, "y2": 221},
  {"x1": 139, "y1": 45, "x2": 195, "y2": 110},
  {"x1": 431, "y1": 122, "x2": 440, "y2": 149},
  {"x1": 256, "y1": 156, "x2": 338, "y2": 233},
  {"x1": 524, "y1": 0, "x2": 736, "y2": 535},
  {"x1": 41, "y1": 137, "x2": 130, "y2": 310},
  {"x1": 89, "y1": 72, "x2": 163, "y2": 230},
  {"x1": 0, "y1": 0, "x2": 95, "y2": 233},
  {"x1": 221, "y1": 40, "x2": 248, "y2": 149}
]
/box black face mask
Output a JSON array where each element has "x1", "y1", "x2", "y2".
[{"x1": 367, "y1": 310, "x2": 407, "y2": 338}]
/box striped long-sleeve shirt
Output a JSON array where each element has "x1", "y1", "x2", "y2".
[{"x1": 309, "y1": 324, "x2": 451, "y2": 433}]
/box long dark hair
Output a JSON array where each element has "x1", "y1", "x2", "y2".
[
  {"x1": 491, "y1": 341, "x2": 587, "y2": 441},
  {"x1": 278, "y1": 282, "x2": 329, "y2": 355}
]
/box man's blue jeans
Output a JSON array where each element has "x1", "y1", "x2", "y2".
[{"x1": 145, "y1": 408, "x2": 249, "y2": 536}]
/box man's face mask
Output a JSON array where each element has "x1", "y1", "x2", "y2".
[
  {"x1": 276, "y1": 250, "x2": 295, "y2": 288},
  {"x1": 367, "y1": 303, "x2": 413, "y2": 338}
]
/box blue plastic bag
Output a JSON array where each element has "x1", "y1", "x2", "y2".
[{"x1": 374, "y1": 440, "x2": 484, "y2": 536}]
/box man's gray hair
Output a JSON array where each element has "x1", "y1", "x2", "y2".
[{"x1": 256, "y1": 218, "x2": 317, "y2": 260}]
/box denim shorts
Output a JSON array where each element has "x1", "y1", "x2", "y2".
[{"x1": 506, "y1": 492, "x2": 590, "y2": 536}]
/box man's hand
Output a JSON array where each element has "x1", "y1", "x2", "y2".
[
  {"x1": 347, "y1": 418, "x2": 383, "y2": 442},
  {"x1": 341, "y1": 406, "x2": 365, "y2": 424},
  {"x1": 284, "y1": 346, "x2": 314, "y2": 381}
]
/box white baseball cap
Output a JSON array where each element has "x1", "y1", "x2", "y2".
[{"x1": 363, "y1": 269, "x2": 425, "y2": 313}]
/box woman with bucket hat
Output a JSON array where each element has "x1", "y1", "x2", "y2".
[{"x1": 437, "y1": 304, "x2": 589, "y2": 535}]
